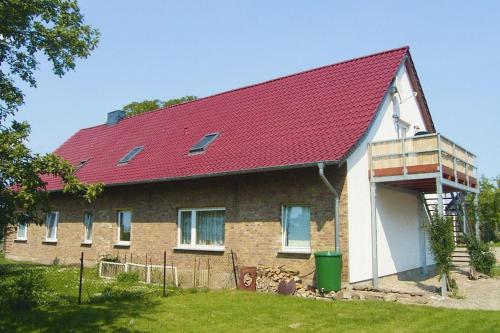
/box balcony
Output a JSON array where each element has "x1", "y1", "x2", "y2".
[{"x1": 368, "y1": 133, "x2": 478, "y2": 193}]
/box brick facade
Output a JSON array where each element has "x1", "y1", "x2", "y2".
[{"x1": 5, "y1": 166, "x2": 349, "y2": 282}]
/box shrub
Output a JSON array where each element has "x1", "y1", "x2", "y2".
[
  {"x1": 95, "y1": 283, "x2": 156, "y2": 301},
  {"x1": 464, "y1": 235, "x2": 496, "y2": 276},
  {"x1": 116, "y1": 271, "x2": 140, "y2": 283},
  {"x1": 2, "y1": 269, "x2": 50, "y2": 310},
  {"x1": 426, "y1": 215, "x2": 455, "y2": 289},
  {"x1": 101, "y1": 254, "x2": 120, "y2": 263}
]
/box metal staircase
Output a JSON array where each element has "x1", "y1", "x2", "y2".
[{"x1": 423, "y1": 192, "x2": 471, "y2": 267}]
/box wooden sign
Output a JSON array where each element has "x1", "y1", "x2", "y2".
[{"x1": 238, "y1": 266, "x2": 257, "y2": 291}]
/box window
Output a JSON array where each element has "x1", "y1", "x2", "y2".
[
  {"x1": 118, "y1": 146, "x2": 143, "y2": 164},
  {"x1": 189, "y1": 133, "x2": 219, "y2": 153},
  {"x1": 45, "y1": 212, "x2": 59, "y2": 242},
  {"x1": 83, "y1": 212, "x2": 93, "y2": 244},
  {"x1": 282, "y1": 206, "x2": 311, "y2": 253},
  {"x1": 178, "y1": 208, "x2": 225, "y2": 250},
  {"x1": 117, "y1": 210, "x2": 132, "y2": 244},
  {"x1": 16, "y1": 223, "x2": 27, "y2": 240},
  {"x1": 76, "y1": 158, "x2": 90, "y2": 171}
]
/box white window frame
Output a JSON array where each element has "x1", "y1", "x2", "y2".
[
  {"x1": 176, "y1": 207, "x2": 225, "y2": 252},
  {"x1": 116, "y1": 210, "x2": 132, "y2": 246},
  {"x1": 45, "y1": 212, "x2": 59, "y2": 242},
  {"x1": 82, "y1": 212, "x2": 93, "y2": 244},
  {"x1": 280, "y1": 205, "x2": 311, "y2": 254},
  {"x1": 16, "y1": 223, "x2": 27, "y2": 241}
]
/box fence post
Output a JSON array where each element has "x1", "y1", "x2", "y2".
[
  {"x1": 230, "y1": 250, "x2": 238, "y2": 288},
  {"x1": 163, "y1": 251, "x2": 167, "y2": 297},
  {"x1": 78, "y1": 252, "x2": 84, "y2": 304}
]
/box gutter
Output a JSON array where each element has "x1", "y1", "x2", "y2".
[{"x1": 317, "y1": 162, "x2": 340, "y2": 253}]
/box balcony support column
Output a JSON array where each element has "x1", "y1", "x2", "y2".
[
  {"x1": 436, "y1": 177, "x2": 447, "y2": 297},
  {"x1": 474, "y1": 193, "x2": 480, "y2": 241},
  {"x1": 370, "y1": 182, "x2": 379, "y2": 289}
]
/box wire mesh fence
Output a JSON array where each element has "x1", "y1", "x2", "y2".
[{"x1": 78, "y1": 250, "x2": 239, "y2": 304}]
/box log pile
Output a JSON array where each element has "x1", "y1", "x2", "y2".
[{"x1": 256, "y1": 266, "x2": 315, "y2": 297}]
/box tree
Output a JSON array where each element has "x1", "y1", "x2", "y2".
[
  {"x1": 466, "y1": 176, "x2": 499, "y2": 242},
  {"x1": 123, "y1": 96, "x2": 197, "y2": 117},
  {"x1": 0, "y1": 0, "x2": 102, "y2": 239}
]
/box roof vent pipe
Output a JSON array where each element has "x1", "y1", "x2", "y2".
[
  {"x1": 107, "y1": 110, "x2": 126, "y2": 126},
  {"x1": 318, "y1": 162, "x2": 341, "y2": 253}
]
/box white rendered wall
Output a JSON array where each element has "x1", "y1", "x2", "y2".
[{"x1": 346, "y1": 64, "x2": 433, "y2": 283}]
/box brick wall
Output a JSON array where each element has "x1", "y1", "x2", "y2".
[{"x1": 5, "y1": 166, "x2": 349, "y2": 282}]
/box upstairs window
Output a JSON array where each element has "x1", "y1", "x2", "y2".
[
  {"x1": 189, "y1": 133, "x2": 219, "y2": 153},
  {"x1": 45, "y1": 212, "x2": 59, "y2": 242},
  {"x1": 16, "y1": 223, "x2": 27, "y2": 240},
  {"x1": 118, "y1": 146, "x2": 143, "y2": 164},
  {"x1": 83, "y1": 212, "x2": 93, "y2": 244},
  {"x1": 282, "y1": 205, "x2": 311, "y2": 253},
  {"x1": 117, "y1": 210, "x2": 132, "y2": 245}
]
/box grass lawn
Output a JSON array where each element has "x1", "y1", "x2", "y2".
[{"x1": 1, "y1": 257, "x2": 499, "y2": 333}]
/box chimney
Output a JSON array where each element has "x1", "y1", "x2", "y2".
[{"x1": 107, "y1": 110, "x2": 126, "y2": 125}]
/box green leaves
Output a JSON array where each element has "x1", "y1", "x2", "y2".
[
  {"x1": 0, "y1": 0, "x2": 100, "y2": 118},
  {"x1": 0, "y1": 122, "x2": 103, "y2": 240},
  {"x1": 426, "y1": 215, "x2": 455, "y2": 279},
  {"x1": 122, "y1": 96, "x2": 198, "y2": 117},
  {"x1": 0, "y1": 0, "x2": 101, "y2": 239}
]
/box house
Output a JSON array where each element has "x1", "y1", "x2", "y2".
[{"x1": 4, "y1": 46, "x2": 478, "y2": 287}]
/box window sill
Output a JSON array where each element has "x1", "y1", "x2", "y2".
[
  {"x1": 14, "y1": 238, "x2": 27, "y2": 243},
  {"x1": 174, "y1": 245, "x2": 225, "y2": 252},
  {"x1": 43, "y1": 239, "x2": 58, "y2": 244},
  {"x1": 278, "y1": 248, "x2": 311, "y2": 255},
  {"x1": 114, "y1": 242, "x2": 130, "y2": 248}
]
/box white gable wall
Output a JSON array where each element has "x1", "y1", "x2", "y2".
[{"x1": 346, "y1": 64, "x2": 433, "y2": 283}]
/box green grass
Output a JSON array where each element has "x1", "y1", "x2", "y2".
[{"x1": 1, "y1": 258, "x2": 499, "y2": 333}]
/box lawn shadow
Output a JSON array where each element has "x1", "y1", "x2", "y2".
[{"x1": 0, "y1": 298, "x2": 162, "y2": 333}]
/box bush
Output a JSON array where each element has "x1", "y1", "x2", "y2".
[
  {"x1": 1, "y1": 269, "x2": 50, "y2": 310},
  {"x1": 95, "y1": 283, "x2": 157, "y2": 301},
  {"x1": 426, "y1": 215, "x2": 455, "y2": 278},
  {"x1": 101, "y1": 254, "x2": 120, "y2": 263},
  {"x1": 464, "y1": 235, "x2": 496, "y2": 276},
  {"x1": 116, "y1": 271, "x2": 140, "y2": 283}
]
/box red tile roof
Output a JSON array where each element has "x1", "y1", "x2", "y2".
[{"x1": 45, "y1": 46, "x2": 423, "y2": 190}]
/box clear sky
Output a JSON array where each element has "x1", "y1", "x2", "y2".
[{"x1": 15, "y1": 1, "x2": 499, "y2": 178}]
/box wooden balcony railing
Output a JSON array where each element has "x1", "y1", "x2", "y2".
[{"x1": 369, "y1": 133, "x2": 477, "y2": 188}]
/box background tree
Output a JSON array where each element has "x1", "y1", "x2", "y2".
[
  {"x1": 0, "y1": 0, "x2": 102, "y2": 240},
  {"x1": 123, "y1": 96, "x2": 197, "y2": 117},
  {"x1": 466, "y1": 176, "x2": 499, "y2": 242}
]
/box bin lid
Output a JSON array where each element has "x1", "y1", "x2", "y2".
[{"x1": 314, "y1": 251, "x2": 342, "y2": 257}]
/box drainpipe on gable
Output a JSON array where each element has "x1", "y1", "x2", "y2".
[{"x1": 317, "y1": 163, "x2": 340, "y2": 253}]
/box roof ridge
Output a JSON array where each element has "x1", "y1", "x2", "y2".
[{"x1": 124, "y1": 46, "x2": 409, "y2": 121}]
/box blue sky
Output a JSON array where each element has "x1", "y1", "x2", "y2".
[{"x1": 15, "y1": 1, "x2": 499, "y2": 177}]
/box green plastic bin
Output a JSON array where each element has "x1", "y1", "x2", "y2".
[{"x1": 314, "y1": 251, "x2": 342, "y2": 292}]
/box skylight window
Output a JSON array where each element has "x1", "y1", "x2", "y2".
[
  {"x1": 118, "y1": 146, "x2": 143, "y2": 164},
  {"x1": 76, "y1": 159, "x2": 90, "y2": 171},
  {"x1": 189, "y1": 133, "x2": 219, "y2": 154}
]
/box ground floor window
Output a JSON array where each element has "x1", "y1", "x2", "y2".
[
  {"x1": 178, "y1": 208, "x2": 225, "y2": 250},
  {"x1": 117, "y1": 210, "x2": 132, "y2": 244},
  {"x1": 282, "y1": 205, "x2": 311, "y2": 252},
  {"x1": 45, "y1": 212, "x2": 59, "y2": 242},
  {"x1": 83, "y1": 212, "x2": 93, "y2": 243},
  {"x1": 16, "y1": 223, "x2": 27, "y2": 240}
]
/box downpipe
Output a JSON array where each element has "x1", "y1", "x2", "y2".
[{"x1": 317, "y1": 162, "x2": 340, "y2": 253}]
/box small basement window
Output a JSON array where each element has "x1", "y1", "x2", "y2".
[
  {"x1": 118, "y1": 146, "x2": 143, "y2": 164},
  {"x1": 189, "y1": 133, "x2": 219, "y2": 153}
]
